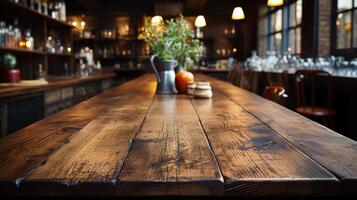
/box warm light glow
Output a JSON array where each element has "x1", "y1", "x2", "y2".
[
  {"x1": 19, "y1": 41, "x2": 26, "y2": 47},
  {"x1": 72, "y1": 21, "x2": 78, "y2": 27},
  {"x1": 25, "y1": 41, "x2": 32, "y2": 48},
  {"x1": 232, "y1": 7, "x2": 245, "y2": 20},
  {"x1": 267, "y1": 0, "x2": 284, "y2": 7},
  {"x1": 151, "y1": 15, "x2": 163, "y2": 26},
  {"x1": 80, "y1": 21, "x2": 86, "y2": 28},
  {"x1": 67, "y1": 47, "x2": 72, "y2": 53},
  {"x1": 195, "y1": 15, "x2": 206, "y2": 27}
]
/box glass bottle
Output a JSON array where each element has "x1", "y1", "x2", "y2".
[
  {"x1": 25, "y1": 29, "x2": 34, "y2": 50},
  {"x1": 37, "y1": 64, "x2": 46, "y2": 80},
  {"x1": 33, "y1": 0, "x2": 39, "y2": 12},
  {"x1": 7, "y1": 25, "x2": 15, "y2": 48},
  {"x1": 0, "y1": 21, "x2": 6, "y2": 47},
  {"x1": 42, "y1": 0, "x2": 48, "y2": 15},
  {"x1": 27, "y1": 0, "x2": 34, "y2": 9},
  {"x1": 13, "y1": 19, "x2": 21, "y2": 48},
  {"x1": 59, "y1": 0, "x2": 66, "y2": 21}
]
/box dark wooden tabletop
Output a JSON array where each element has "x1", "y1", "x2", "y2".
[{"x1": 0, "y1": 74, "x2": 356, "y2": 196}]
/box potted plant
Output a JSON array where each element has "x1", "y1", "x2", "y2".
[
  {"x1": 144, "y1": 15, "x2": 204, "y2": 94},
  {"x1": 168, "y1": 16, "x2": 204, "y2": 94},
  {"x1": 0, "y1": 54, "x2": 20, "y2": 83}
]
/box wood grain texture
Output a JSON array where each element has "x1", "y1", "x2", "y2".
[
  {"x1": 0, "y1": 75, "x2": 152, "y2": 190},
  {"x1": 196, "y1": 74, "x2": 357, "y2": 181},
  {"x1": 20, "y1": 75, "x2": 157, "y2": 195},
  {"x1": 1, "y1": 74, "x2": 356, "y2": 196},
  {"x1": 192, "y1": 91, "x2": 337, "y2": 195},
  {"x1": 117, "y1": 95, "x2": 223, "y2": 195}
]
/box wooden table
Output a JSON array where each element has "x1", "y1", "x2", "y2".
[{"x1": 0, "y1": 74, "x2": 356, "y2": 196}]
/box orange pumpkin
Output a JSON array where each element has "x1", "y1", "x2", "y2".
[{"x1": 175, "y1": 70, "x2": 194, "y2": 94}]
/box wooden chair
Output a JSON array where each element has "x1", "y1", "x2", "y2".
[
  {"x1": 238, "y1": 70, "x2": 259, "y2": 93},
  {"x1": 267, "y1": 70, "x2": 289, "y2": 93},
  {"x1": 263, "y1": 86, "x2": 288, "y2": 105},
  {"x1": 294, "y1": 70, "x2": 335, "y2": 129},
  {"x1": 227, "y1": 66, "x2": 258, "y2": 93}
]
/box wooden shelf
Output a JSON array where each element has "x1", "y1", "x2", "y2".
[
  {"x1": 0, "y1": 46, "x2": 45, "y2": 55},
  {"x1": 46, "y1": 53, "x2": 72, "y2": 57},
  {"x1": 0, "y1": 0, "x2": 74, "y2": 28}
]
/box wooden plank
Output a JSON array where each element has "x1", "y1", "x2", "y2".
[
  {"x1": 20, "y1": 75, "x2": 157, "y2": 195},
  {"x1": 192, "y1": 91, "x2": 337, "y2": 195},
  {"x1": 0, "y1": 74, "x2": 152, "y2": 192},
  {"x1": 197, "y1": 74, "x2": 357, "y2": 181},
  {"x1": 117, "y1": 95, "x2": 224, "y2": 195}
]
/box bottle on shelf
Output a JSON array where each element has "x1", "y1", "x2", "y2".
[
  {"x1": 33, "y1": 0, "x2": 42, "y2": 13},
  {"x1": 25, "y1": 29, "x2": 34, "y2": 50},
  {"x1": 13, "y1": 19, "x2": 22, "y2": 48},
  {"x1": 27, "y1": 0, "x2": 34, "y2": 9},
  {"x1": 49, "y1": 0, "x2": 59, "y2": 19},
  {"x1": 0, "y1": 21, "x2": 7, "y2": 47},
  {"x1": 6, "y1": 25, "x2": 15, "y2": 48},
  {"x1": 37, "y1": 63, "x2": 47, "y2": 80},
  {"x1": 42, "y1": 0, "x2": 48, "y2": 15},
  {"x1": 58, "y1": 0, "x2": 66, "y2": 21}
]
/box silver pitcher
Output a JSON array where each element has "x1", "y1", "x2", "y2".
[{"x1": 150, "y1": 55, "x2": 178, "y2": 94}]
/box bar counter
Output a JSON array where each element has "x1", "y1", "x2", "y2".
[
  {"x1": 0, "y1": 74, "x2": 356, "y2": 196},
  {"x1": 0, "y1": 73, "x2": 116, "y2": 137},
  {"x1": 0, "y1": 73, "x2": 116, "y2": 98}
]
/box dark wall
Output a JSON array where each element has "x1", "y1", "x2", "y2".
[{"x1": 66, "y1": 0, "x2": 259, "y2": 60}]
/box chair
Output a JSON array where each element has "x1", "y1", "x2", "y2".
[
  {"x1": 238, "y1": 69, "x2": 259, "y2": 93},
  {"x1": 263, "y1": 86, "x2": 288, "y2": 105},
  {"x1": 227, "y1": 66, "x2": 258, "y2": 93},
  {"x1": 294, "y1": 70, "x2": 335, "y2": 129},
  {"x1": 267, "y1": 70, "x2": 289, "y2": 93}
]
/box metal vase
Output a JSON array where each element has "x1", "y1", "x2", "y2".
[{"x1": 150, "y1": 55, "x2": 178, "y2": 94}]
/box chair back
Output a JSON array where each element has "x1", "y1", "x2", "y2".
[
  {"x1": 227, "y1": 67, "x2": 258, "y2": 93},
  {"x1": 238, "y1": 70, "x2": 258, "y2": 93},
  {"x1": 267, "y1": 70, "x2": 289, "y2": 92},
  {"x1": 294, "y1": 70, "x2": 332, "y2": 109},
  {"x1": 263, "y1": 86, "x2": 288, "y2": 105}
]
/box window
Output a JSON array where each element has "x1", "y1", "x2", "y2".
[
  {"x1": 258, "y1": 0, "x2": 303, "y2": 55},
  {"x1": 335, "y1": 0, "x2": 357, "y2": 49}
]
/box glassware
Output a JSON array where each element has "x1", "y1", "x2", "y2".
[{"x1": 25, "y1": 29, "x2": 34, "y2": 50}]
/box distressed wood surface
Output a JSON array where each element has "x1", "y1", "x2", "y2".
[
  {"x1": 196, "y1": 74, "x2": 357, "y2": 181},
  {"x1": 0, "y1": 74, "x2": 356, "y2": 196},
  {"x1": 22, "y1": 78, "x2": 157, "y2": 195},
  {"x1": 0, "y1": 75, "x2": 152, "y2": 190},
  {"x1": 117, "y1": 95, "x2": 223, "y2": 195},
  {"x1": 192, "y1": 91, "x2": 337, "y2": 195}
]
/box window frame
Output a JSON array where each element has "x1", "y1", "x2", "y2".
[
  {"x1": 259, "y1": 0, "x2": 303, "y2": 55},
  {"x1": 332, "y1": 0, "x2": 357, "y2": 56}
]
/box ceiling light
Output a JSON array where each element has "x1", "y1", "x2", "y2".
[
  {"x1": 267, "y1": 0, "x2": 284, "y2": 7},
  {"x1": 195, "y1": 15, "x2": 207, "y2": 27},
  {"x1": 232, "y1": 7, "x2": 245, "y2": 20},
  {"x1": 151, "y1": 15, "x2": 163, "y2": 26}
]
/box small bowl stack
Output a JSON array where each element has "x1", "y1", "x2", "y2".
[{"x1": 186, "y1": 82, "x2": 212, "y2": 99}]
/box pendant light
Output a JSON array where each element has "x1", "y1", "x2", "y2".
[
  {"x1": 267, "y1": 0, "x2": 284, "y2": 7},
  {"x1": 195, "y1": 15, "x2": 207, "y2": 27},
  {"x1": 151, "y1": 15, "x2": 163, "y2": 26},
  {"x1": 232, "y1": 7, "x2": 245, "y2": 20}
]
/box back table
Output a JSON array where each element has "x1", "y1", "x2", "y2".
[{"x1": 0, "y1": 74, "x2": 356, "y2": 196}]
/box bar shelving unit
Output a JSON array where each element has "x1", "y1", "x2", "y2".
[{"x1": 0, "y1": 0, "x2": 74, "y2": 80}]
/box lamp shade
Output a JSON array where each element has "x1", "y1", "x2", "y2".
[
  {"x1": 151, "y1": 15, "x2": 163, "y2": 26},
  {"x1": 195, "y1": 15, "x2": 207, "y2": 27},
  {"x1": 267, "y1": 0, "x2": 284, "y2": 7},
  {"x1": 232, "y1": 7, "x2": 245, "y2": 20}
]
